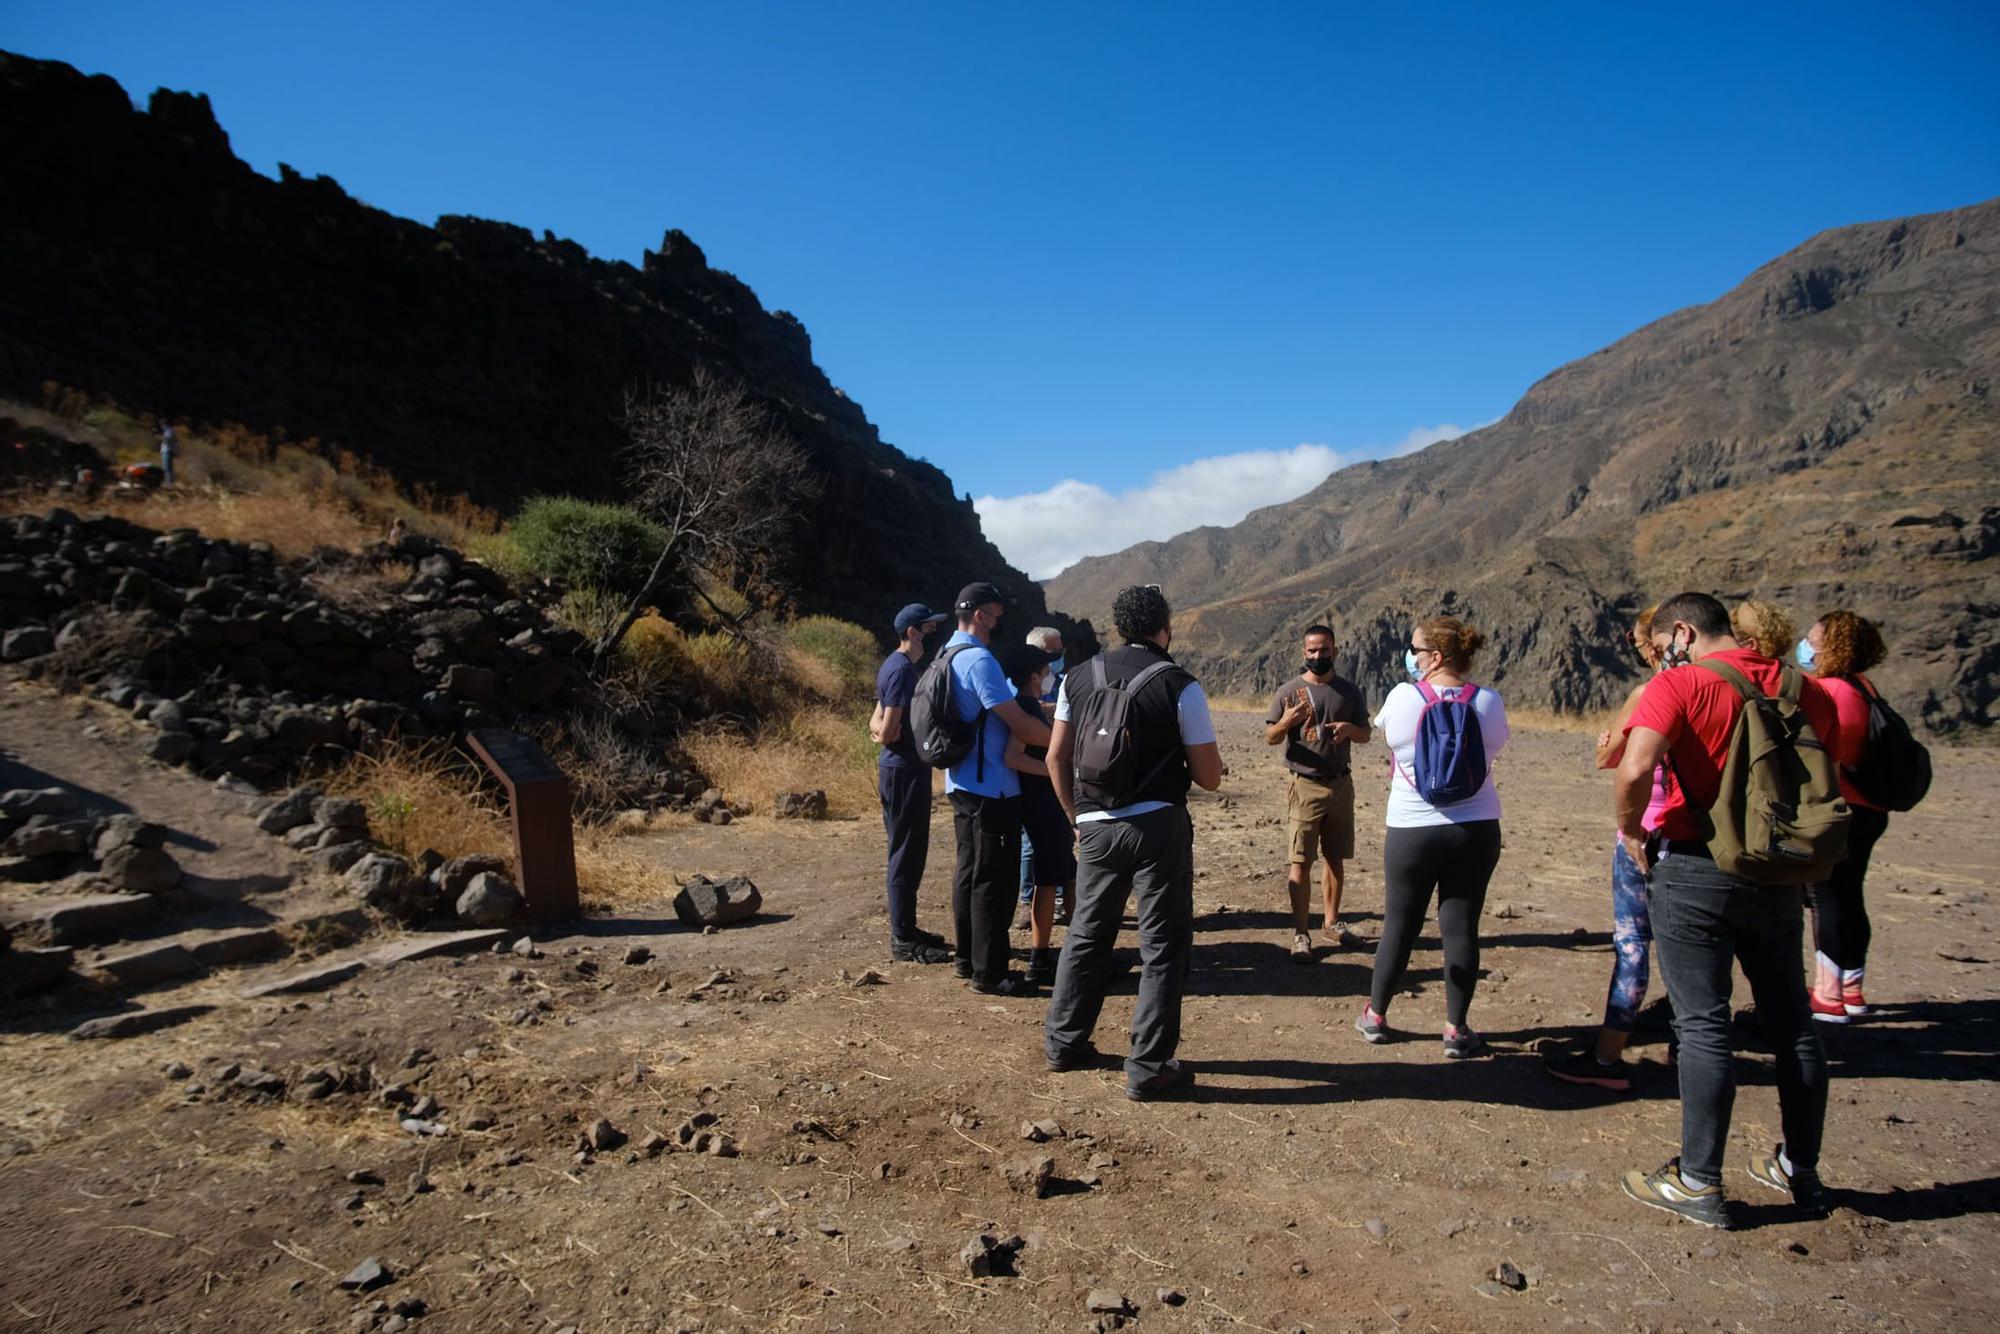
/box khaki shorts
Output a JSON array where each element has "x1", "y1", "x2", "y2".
[{"x1": 1287, "y1": 771, "x2": 1356, "y2": 865}]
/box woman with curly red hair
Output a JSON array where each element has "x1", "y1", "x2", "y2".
[{"x1": 1799, "y1": 610, "x2": 1891, "y2": 1022}]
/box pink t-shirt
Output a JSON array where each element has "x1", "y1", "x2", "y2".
[{"x1": 1816, "y1": 673, "x2": 1884, "y2": 811}]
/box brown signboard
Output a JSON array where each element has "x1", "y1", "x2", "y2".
[{"x1": 467, "y1": 728, "x2": 579, "y2": 925}]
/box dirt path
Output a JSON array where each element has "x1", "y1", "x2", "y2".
[{"x1": 1, "y1": 697, "x2": 1995, "y2": 1332}]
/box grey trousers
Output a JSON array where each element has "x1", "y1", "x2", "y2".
[{"x1": 1044, "y1": 805, "x2": 1194, "y2": 1083}]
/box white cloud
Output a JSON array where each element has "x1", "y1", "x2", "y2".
[{"x1": 976, "y1": 422, "x2": 1480, "y2": 580}]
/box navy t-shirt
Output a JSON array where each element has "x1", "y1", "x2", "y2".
[{"x1": 875, "y1": 651, "x2": 921, "y2": 768}]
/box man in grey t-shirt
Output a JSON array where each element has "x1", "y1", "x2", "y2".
[{"x1": 1263, "y1": 624, "x2": 1370, "y2": 962}]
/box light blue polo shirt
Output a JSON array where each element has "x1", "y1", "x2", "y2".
[{"x1": 943, "y1": 631, "x2": 1020, "y2": 799}]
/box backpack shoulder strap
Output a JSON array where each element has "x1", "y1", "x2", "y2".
[
  {"x1": 1692, "y1": 657, "x2": 1759, "y2": 701},
  {"x1": 1124, "y1": 660, "x2": 1177, "y2": 694},
  {"x1": 1415, "y1": 680, "x2": 1439, "y2": 705},
  {"x1": 1092, "y1": 655, "x2": 1107, "y2": 691}
]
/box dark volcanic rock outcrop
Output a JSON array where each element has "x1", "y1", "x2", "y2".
[
  {"x1": 0, "y1": 51, "x2": 1077, "y2": 644},
  {"x1": 1049, "y1": 198, "x2": 2000, "y2": 736}
]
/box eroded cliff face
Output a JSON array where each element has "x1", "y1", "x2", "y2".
[
  {"x1": 0, "y1": 52, "x2": 1088, "y2": 650},
  {"x1": 1050, "y1": 199, "x2": 2000, "y2": 736}
]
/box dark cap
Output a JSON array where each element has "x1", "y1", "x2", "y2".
[
  {"x1": 954, "y1": 581, "x2": 1010, "y2": 613},
  {"x1": 1004, "y1": 642, "x2": 1058, "y2": 682},
  {"x1": 892, "y1": 602, "x2": 947, "y2": 636}
]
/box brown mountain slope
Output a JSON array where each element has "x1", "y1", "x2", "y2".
[{"x1": 1046, "y1": 198, "x2": 2000, "y2": 736}]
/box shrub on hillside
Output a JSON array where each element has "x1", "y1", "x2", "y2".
[
  {"x1": 506, "y1": 496, "x2": 668, "y2": 599},
  {"x1": 786, "y1": 616, "x2": 879, "y2": 699}
]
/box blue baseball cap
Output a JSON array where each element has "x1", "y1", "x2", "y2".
[{"x1": 893, "y1": 602, "x2": 948, "y2": 635}]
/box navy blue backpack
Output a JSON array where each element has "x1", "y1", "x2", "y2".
[{"x1": 1396, "y1": 681, "x2": 1489, "y2": 806}]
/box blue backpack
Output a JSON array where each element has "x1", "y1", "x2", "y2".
[{"x1": 1396, "y1": 681, "x2": 1488, "y2": 806}]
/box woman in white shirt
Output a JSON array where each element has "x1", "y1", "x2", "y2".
[{"x1": 1353, "y1": 616, "x2": 1510, "y2": 1058}]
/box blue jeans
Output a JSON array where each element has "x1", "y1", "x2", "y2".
[
  {"x1": 1650, "y1": 849, "x2": 1827, "y2": 1187},
  {"x1": 1603, "y1": 840, "x2": 1654, "y2": 1031}
]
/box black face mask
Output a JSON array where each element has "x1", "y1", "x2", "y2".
[{"x1": 1303, "y1": 655, "x2": 1334, "y2": 677}]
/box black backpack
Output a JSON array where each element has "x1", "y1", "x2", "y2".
[
  {"x1": 1071, "y1": 655, "x2": 1179, "y2": 807},
  {"x1": 1844, "y1": 676, "x2": 1932, "y2": 812},
  {"x1": 908, "y1": 644, "x2": 985, "y2": 771}
]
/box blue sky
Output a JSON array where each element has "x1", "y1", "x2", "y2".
[{"x1": 8, "y1": 2, "x2": 1998, "y2": 575}]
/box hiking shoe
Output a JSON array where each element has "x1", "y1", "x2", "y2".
[
  {"x1": 1543, "y1": 1043, "x2": 1632, "y2": 1091},
  {"x1": 1290, "y1": 932, "x2": 1315, "y2": 964},
  {"x1": 1024, "y1": 948, "x2": 1057, "y2": 988},
  {"x1": 1011, "y1": 902, "x2": 1033, "y2": 932},
  {"x1": 952, "y1": 959, "x2": 974, "y2": 980},
  {"x1": 971, "y1": 972, "x2": 1035, "y2": 997},
  {"x1": 890, "y1": 937, "x2": 952, "y2": 964},
  {"x1": 1809, "y1": 989, "x2": 1850, "y2": 1024},
  {"x1": 1442, "y1": 1024, "x2": 1487, "y2": 1060},
  {"x1": 1841, "y1": 978, "x2": 1871, "y2": 1018},
  {"x1": 1353, "y1": 1005, "x2": 1389, "y2": 1044},
  {"x1": 1125, "y1": 1060, "x2": 1193, "y2": 1101},
  {"x1": 1046, "y1": 1041, "x2": 1104, "y2": 1073},
  {"x1": 1746, "y1": 1145, "x2": 1834, "y2": 1218},
  {"x1": 1621, "y1": 1158, "x2": 1733, "y2": 1230},
  {"x1": 1324, "y1": 923, "x2": 1362, "y2": 950}
]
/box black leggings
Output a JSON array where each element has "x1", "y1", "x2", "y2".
[
  {"x1": 1810, "y1": 805, "x2": 1889, "y2": 971},
  {"x1": 1369, "y1": 820, "x2": 1503, "y2": 1027}
]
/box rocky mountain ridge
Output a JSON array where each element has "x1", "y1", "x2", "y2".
[
  {"x1": 1048, "y1": 197, "x2": 1999, "y2": 736},
  {"x1": 0, "y1": 51, "x2": 1079, "y2": 646}
]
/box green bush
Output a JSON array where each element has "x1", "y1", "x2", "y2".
[
  {"x1": 786, "y1": 616, "x2": 881, "y2": 698},
  {"x1": 505, "y1": 496, "x2": 668, "y2": 598}
]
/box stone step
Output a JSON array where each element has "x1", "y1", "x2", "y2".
[
  {"x1": 92, "y1": 942, "x2": 201, "y2": 990},
  {"x1": 367, "y1": 928, "x2": 511, "y2": 966},
  {"x1": 69, "y1": 1003, "x2": 215, "y2": 1040},
  {"x1": 0, "y1": 945, "x2": 75, "y2": 1000},
  {"x1": 189, "y1": 926, "x2": 287, "y2": 967},
  {"x1": 16, "y1": 892, "x2": 160, "y2": 946},
  {"x1": 240, "y1": 959, "x2": 366, "y2": 998}
]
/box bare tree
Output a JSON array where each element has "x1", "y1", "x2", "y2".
[{"x1": 590, "y1": 367, "x2": 816, "y2": 669}]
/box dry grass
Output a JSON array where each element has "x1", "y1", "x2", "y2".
[
  {"x1": 319, "y1": 741, "x2": 684, "y2": 911},
  {"x1": 682, "y1": 707, "x2": 877, "y2": 820},
  {"x1": 1507, "y1": 706, "x2": 1621, "y2": 736},
  {"x1": 4, "y1": 393, "x2": 498, "y2": 557},
  {"x1": 30, "y1": 609, "x2": 163, "y2": 692},
  {"x1": 302, "y1": 560, "x2": 414, "y2": 613},
  {"x1": 321, "y1": 743, "x2": 512, "y2": 865}
]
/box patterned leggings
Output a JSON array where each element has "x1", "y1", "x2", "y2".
[{"x1": 1604, "y1": 839, "x2": 1654, "y2": 1031}]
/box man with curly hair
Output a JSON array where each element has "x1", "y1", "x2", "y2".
[{"x1": 1043, "y1": 584, "x2": 1223, "y2": 1100}]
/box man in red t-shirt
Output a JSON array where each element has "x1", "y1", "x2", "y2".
[{"x1": 1610, "y1": 592, "x2": 1838, "y2": 1230}]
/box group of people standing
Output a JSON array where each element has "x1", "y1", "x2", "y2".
[{"x1": 870, "y1": 578, "x2": 1918, "y2": 1228}]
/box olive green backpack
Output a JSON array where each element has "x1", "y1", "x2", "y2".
[{"x1": 1685, "y1": 658, "x2": 1851, "y2": 884}]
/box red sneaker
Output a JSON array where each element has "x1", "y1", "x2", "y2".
[
  {"x1": 1810, "y1": 989, "x2": 1849, "y2": 1024},
  {"x1": 1841, "y1": 978, "x2": 1871, "y2": 1018}
]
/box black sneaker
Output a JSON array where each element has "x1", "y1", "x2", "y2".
[
  {"x1": 1621, "y1": 1158, "x2": 1733, "y2": 1229},
  {"x1": 1746, "y1": 1145, "x2": 1834, "y2": 1218},
  {"x1": 953, "y1": 959, "x2": 973, "y2": 980},
  {"x1": 1047, "y1": 1041, "x2": 1104, "y2": 1073},
  {"x1": 1543, "y1": 1043, "x2": 1633, "y2": 1092},
  {"x1": 1053, "y1": 897, "x2": 1072, "y2": 926},
  {"x1": 1125, "y1": 1060, "x2": 1193, "y2": 1101},
  {"x1": 890, "y1": 937, "x2": 952, "y2": 964},
  {"x1": 1024, "y1": 947, "x2": 1057, "y2": 987},
  {"x1": 971, "y1": 972, "x2": 1035, "y2": 997}
]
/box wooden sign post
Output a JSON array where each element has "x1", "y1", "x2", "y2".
[{"x1": 466, "y1": 728, "x2": 579, "y2": 926}]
